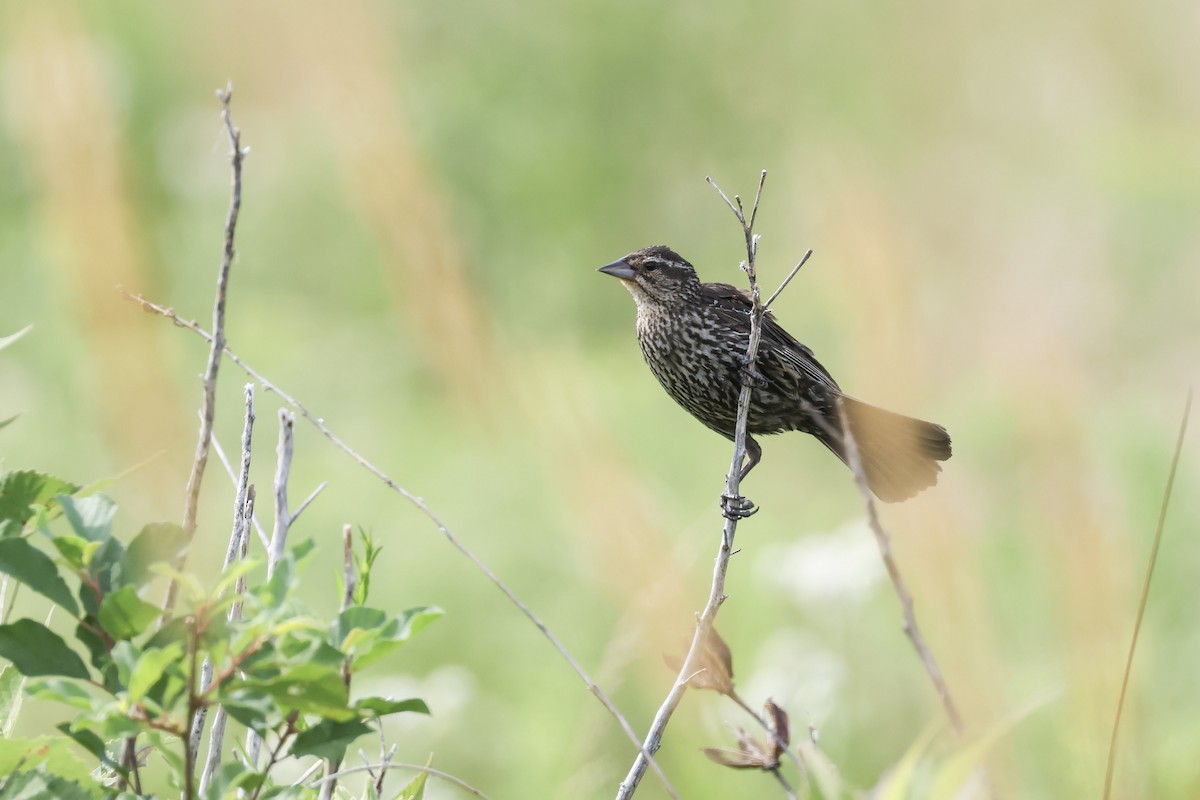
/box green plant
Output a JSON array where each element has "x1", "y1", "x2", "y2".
[{"x1": 0, "y1": 468, "x2": 439, "y2": 799}]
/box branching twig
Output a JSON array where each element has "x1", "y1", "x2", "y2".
[
  {"x1": 120, "y1": 293, "x2": 674, "y2": 795},
  {"x1": 616, "y1": 171, "x2": 773, "y2": 799},
  {"x1": 1103, "y1": 388, "x2": 1192, "y2": 800},
  {"x1": 835, "y1": 398, "x2": 965, "y2": 733},
  {"x1": 763, "y1": 251, "x2": 813, "y2": 313},
  {"x1": 197, "y1": 385, "x2": 257, "y2": 794},
  {"x1": 166, "y1": 83, "x2": 246, "y2": 617},
  {"x1": 210, "y1": 425, "x2": 269, "y2": 549}
]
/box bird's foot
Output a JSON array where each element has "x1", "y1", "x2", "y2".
[
  {"x1": 735, "y1": 353, "x2": 769, "y2": 388},
  {"x1": 721, "y1": 493, "x2": 758, "y2": 520}
]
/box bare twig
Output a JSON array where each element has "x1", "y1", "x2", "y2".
[
  {"x1": 293, "y1": 481, "x2": 328, "y2": 523},
  {"x1": 341, "y1": 524, "x2": 356, "y2": 609},
  {"x1": 210, "y1": 426, "x2": 270, "y2": 549},
  {"x1": 246, "y1": 409, "x2": 300, "y2": 771},
  {"x1": 166, "y1": 83, "x2": 246, "y2": 617},
  {"x1": 197, "y1": 385, "x2": 257, "y2": 794},
  {"x1": 121, "y1": 294, "x2": 674, "y2": 795},
  {"x1": 319, "y1": 525, "x2": 359, "y2": 800},
  {"x1": 616, "y1": 171, "x2": 772, "y2": 799},
  {"x1": 763, "y1": 250, "x2": 813, "y2": 313},
  {"x1": 835, "y1": 398, "x2": 965, "y2": 733},
  {"x1": 268, "y1": 410, "x2": 296, "y2": 574},
  {"x1": 771, "y1": 768, "x2": 798, "y2": 800},
  {"x1": 311, "y1": 762, "x2": 493, "y2": 799},
  {"x1": 1103, "y1": 389, "x2": 1192, "y2": 800}
]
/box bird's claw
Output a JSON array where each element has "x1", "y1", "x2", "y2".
[
  {"x1": 721, "y1": 493, "x2": 758, "y2": 520},
  {"x1": 735, "y1": 353, "x2": 769, "y2": 388}
]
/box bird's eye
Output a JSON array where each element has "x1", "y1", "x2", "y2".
[{"x1": 644, "y1": 262, "x2": 659, "y2": 272}]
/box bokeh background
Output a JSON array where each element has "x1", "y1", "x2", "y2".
[{"x1": 2, "y1": 1, "x2": 1198, "y2": 797}]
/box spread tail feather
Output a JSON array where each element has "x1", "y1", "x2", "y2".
[{"x1": 820, "y1": 396, "x2": 952, "y2": 502}]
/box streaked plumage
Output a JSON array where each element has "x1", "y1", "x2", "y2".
[{"x1": 599, "y1": 245, "x2": 951, "y2": 502}]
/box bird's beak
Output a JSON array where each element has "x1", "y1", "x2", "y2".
[{"x1": 597, "y1": 258, "x2": 636, "y2": 280}]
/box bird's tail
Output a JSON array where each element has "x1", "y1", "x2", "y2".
[{"x1": 818, "y1": 395, "x2": 952, "y2": 503}]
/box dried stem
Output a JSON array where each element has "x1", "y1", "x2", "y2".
[
  {"x1": 727, "y1": 692, "x2": 808, "y2": 777},
  {"x1": 197, "y1": 385, "x2": 257, "y2": 794},
  {"x1": 835, "y1": 398, "x2": 965, "y2": 733},
  {"x1": 1103, "y1": 389, "x2": 1192, "y2": 799},
  {"x1": 318, "y1": 524, "x2": 358, "y2": 800},
  {"x1": 166, "y1": 83, "x2": 245, "y2": 617},
  {"x1": 121, "y1": 293, "x2": 673, "y2": 795},
  {"x1": 616, "y1": 171, "x2": 772, "y2": 799},
  {"x1": 763, "y1": 250, "x2": 813, "y2": 313},
  {"x1": 210, "y1": 425, "x2": 269, "y2": 549},
  {"x1": 268, "y1": 410, "x2": 296, "y2": 575}
]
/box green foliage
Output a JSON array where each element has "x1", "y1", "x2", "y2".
[{"x1": 0, "y1": 469, "x2": 439, "y2": 798}]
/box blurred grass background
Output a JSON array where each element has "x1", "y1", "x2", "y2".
[{"x1": 1, "y1": 1, "x2": 1198, "y2": 797}]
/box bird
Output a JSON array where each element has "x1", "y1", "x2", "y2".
[{"x1": 598, "y1": 245, "x2": 951, "y2": 506}]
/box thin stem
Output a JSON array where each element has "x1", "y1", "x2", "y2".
[
  {"x1": 770, "y1": 768, "x2": 798, "y2": 800},
  {"x1": 197, "y1": 385, "x2": 257, "y2": 795},
  {"x1": 835, "y1": 398, "x2": 965, "y2": 733},
  {"x1": 763, "y1": 250, "x2": 813, "y2": 313},
  {"x1": 122, "y1": 292, "x2": 674, "y2": 797},
  {"x1": 166, "y1": 83, "x2": 245, "y2": 617},
  {"x1": 1103, "y1": 388, "x2": 1192, "y2": 799},
  {"x1": 728, "y1": 692, "x2": 807, "y2": 778},
  {"x1": 311, "y1": 762, "x2": 494, "y2": 800},
  {"x1": 616, "y1": 172, "x2": 769, "y2": 799}
]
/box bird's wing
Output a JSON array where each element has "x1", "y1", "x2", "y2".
[{"x1": 701, "y1": 282, "x2": 841, "y2": 391}]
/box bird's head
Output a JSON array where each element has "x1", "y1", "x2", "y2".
[{"x1": 597, "y1": 245, "x2": 700, "y2": 307}]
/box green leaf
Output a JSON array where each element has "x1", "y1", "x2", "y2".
[
  {"x1": 212, "y1": 558, "x2": 261, "y2": 598},
  {"x1": 148, "y1": 563, "x2": 205, "y2": 605},
  {"x1": 218, "y1": 686, "x2": 279, "y2": 736},
  {"x1": 0, "y1": 470, "x2": 80, "y2": 538},
  {"x1": 0, "y1": 664, "x2": 24, "y2": 736},
  {"x1": 0, "y1": 324, "x2": 32, "y2": 351},
  {"x1": 199, "y1": 761, "x2": 263, "y2": 800},
  {"x1": 876, "y1": 723, "x2": 941, "y2": 800},
  {"x1": 0, "y1": 620, "x2": 89, "y2": 679},
  {"x1": 0, "y1": 733, "x2": 106, "y2": 787},
  {"x1": 73, "y1": 618, "x2": 108, "y2": 672},
  {"x1": 929, "y1": 695, "x2": 1050, "y2": 800},
  {"x1": 334, "y1": 605, "x2": 443, "y2": 672},
  {"x1": 25, "y1": 677, "x2": 95, "y2": 710},
  {"x1": 248, "y1": 662, "x2": 352, "y2": 720},
  {"x1": 108, "y1": 641, "x2": 139, "y2": 688},
  {"x1": 0, "y1": 538, "x2": 80, "y2": 616},
  {"x1": 258, "y1": 540, "x2": 316, "y2": 609},
  {"x1": 55, "y1": 723, "x2": 122, "y2": 776},
  {"x1": 57, "y1": 494, "x2": 116, "y2": 542},
  {"x1": 81, "y1": 537, "x2": 125, "y2": 617},
  {"x1": 128, "y1": 643, "x2": 184, "y2": 704},
  {"x1": 289, "y1": 718, "x2": 373, "y2": 761},
  {"x1": 353, "y1": 696, "x2": 429, "y2": 717},
  {"x1": 0, "y1": 767, "x2": 100, "y2": 800},
  {"x1": 142, "y1": 729, "x2": 184, "y2": 775},
  {"x1": 396, "y1": 770, "x2": 428, "y2": 800},
  {"x1": 331, "y1": 606, "x2": 388, "y2": 646},
  {"x1": 117, "y1": 522, "x2": 188, "y2": 588},
  {"x1": 98, "y1": 585, "x2": 160, "y2": 640},
  {"x1": 50, "y1": 535, "x2": 103, "y2": 571},
  {"x1": 396, "y1": 605, "x2": 443, "y2": 640}
]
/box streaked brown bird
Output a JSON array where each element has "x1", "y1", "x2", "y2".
[{"x1": 599, "y1": 245, "x2": 951, "y2": 503}]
